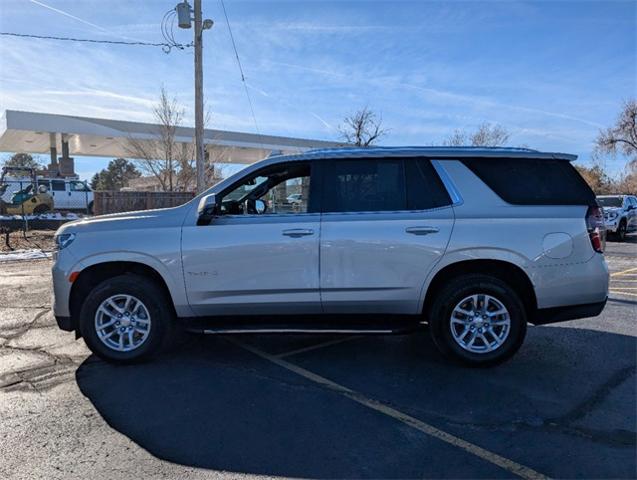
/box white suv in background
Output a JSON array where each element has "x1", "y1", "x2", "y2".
[
  {"x1": 597, "y1": 194, "x2": 637, "y2": 241},
  {"x1": 51, "y1": 147, "x2": 609, "y2": 366}
]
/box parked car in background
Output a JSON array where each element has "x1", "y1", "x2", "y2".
[
  {"x1": 36, "y1": 178, "x2": 94, "y2": 213},
  {"x1": 52, "y1": 147, "x2": 608, "y2": 367},
  {"x1": 597, "y1": 195, "x2": 637, "y2": 241},
  {"x1": 286, "y1": 193, "x2": 303, "y2": 204}
]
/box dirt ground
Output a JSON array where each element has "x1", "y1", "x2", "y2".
[{"x1": 0, "y1": 230, "x2": 56, "y2": 252}]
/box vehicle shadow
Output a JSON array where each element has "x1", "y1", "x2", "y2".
[{"x1": 75, "y1": 326, "x2": 636, "y2": 478}]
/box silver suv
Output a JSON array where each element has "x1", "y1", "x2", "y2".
[{"x1": 52, "y1": 147, "x2": 609, "y2": 366}]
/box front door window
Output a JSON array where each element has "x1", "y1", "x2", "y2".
[{"x1": 220, "y1": 163, "x2": 312, "y2": 215}]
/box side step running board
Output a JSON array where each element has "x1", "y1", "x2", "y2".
[
  {"x1": 182, "y1": 316, "x2": 426, "y2": 335},
  {"x1": 197, "y1": 326, "x2": 413, "y2": 335}
]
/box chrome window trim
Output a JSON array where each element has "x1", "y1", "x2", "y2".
[{"x1": 431, "y1": 159, "x2": 463, "y2": 206}]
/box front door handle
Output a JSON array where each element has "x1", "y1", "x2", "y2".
[
  {"x1": 282, "y1": 228, "x2": 314, "y2": 238},
  {"x1": 405, "y1": 226, "x2": 440, "y2": 235}
]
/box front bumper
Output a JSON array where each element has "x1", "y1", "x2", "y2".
[
  {"x1": 604, "y1": 218, "x2": 619, "y2": 232},
  {"x1": 531, "y1": 297, "x2": 607, "y2": 325}
]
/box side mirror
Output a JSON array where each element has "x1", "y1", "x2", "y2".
[
  {"x1": 197, "y1": 193, "x2": 219, "y2": 226},
  {"x1": 254, "y1": 199, "x2": 267, "y2": 214}
]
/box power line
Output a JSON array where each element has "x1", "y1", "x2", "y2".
[
  {"x1": 219, "y1": 0, "x2": 262, "y2": 139},
  {"x1": 0, "y1": 31, "x2": 192, "y2": 53}
]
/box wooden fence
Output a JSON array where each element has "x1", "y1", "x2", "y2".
[{"x1": 93, "y1": 191, "x2": 195, "y2": 215}]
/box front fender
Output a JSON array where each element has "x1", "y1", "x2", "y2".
[{"x1": 71, "y1": 251, "x2": 192, "y2": 317}]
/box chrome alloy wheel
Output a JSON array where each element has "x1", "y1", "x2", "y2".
[
  {"x1": 449, "y1": 294, "x2": 511, "y2": 354},
  {"x1": 94, "y1": 295, "x2": 151, "y2": 352}
]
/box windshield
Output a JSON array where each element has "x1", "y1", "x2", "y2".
[{"x1": 597, "y1": 197, "x2": 622, "y2": 208}]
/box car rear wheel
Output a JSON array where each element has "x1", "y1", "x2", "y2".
[
  {"x1": 616, "y1": 220, "x2": 627, "y2": 241},
  {"x1": 428, "y1": 274, "x2": 527, "y2": 367},
  {"x1": 33, "y1": 204, "x2": 50, "y2": 215},
  {"x1": 79, "y1": 274, "x2": 172, "y2": 363}
]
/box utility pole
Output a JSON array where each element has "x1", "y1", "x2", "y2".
[
  {"x1": 177, "y1": 0, "x2": 213, "y2": 194},
  {"x1": 193, "y1": 0, "x2": 205, "y2": 194}
]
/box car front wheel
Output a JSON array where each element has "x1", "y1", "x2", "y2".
[
  {"x1": 428, "y1": 274, "x2": 527, "y2": 366},
  {"x1": 79, "y1": 274, "x2": 172, "y2": 363}
]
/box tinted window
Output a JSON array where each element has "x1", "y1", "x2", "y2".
[
  {"x1": 597, "y1": 196, "x2": 622, "y2": 208},
  {"x1": 51, "y1": 180, "x2": 66, "y2": 191},
  {"x1": 405, "y1": 159, "x2": 452, "y2": 210},
  {"x1": 462, "y1": 158, "x2": 596, "y2": 206},
  {"x1": 323, "y1": 159, "x2": 405, "y2": 213},
  {"x1": 322, "y1": 158, "x2": 451, "y2": 213}
]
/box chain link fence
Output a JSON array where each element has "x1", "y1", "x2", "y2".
[
  {"x1": 1, "y1": 181, "x2": 196, "y2": 251},
  {"x1": 1, "y1": 179, "x2": 93, "y2": 251}
]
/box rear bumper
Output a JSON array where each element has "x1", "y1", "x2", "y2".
[{"x1": 531, "y1": 298, "x2": 607, "y2": 325}]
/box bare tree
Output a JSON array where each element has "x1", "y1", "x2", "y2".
[
  {"x1": 126, "y1": 88, "x2": 220, "y2": 192},
  {"x1": 339, "y1": 107, "x2": 388, "y2": 146},
  {"x1": 126, "y1": 88, "x2": 186, "y2": 191},
  {"x1": 595, "y1": 99, "x2": 637, "y2": 161},
  {"x1": 443, "y1": 123, "x2": 511, "y2": 147}
]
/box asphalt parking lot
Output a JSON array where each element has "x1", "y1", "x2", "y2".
[{"x1": 1, "y1": 237, "x2": 635, "y2": 479}]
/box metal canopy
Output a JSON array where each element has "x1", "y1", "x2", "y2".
[{"x1": 0, "y1": 110, "x2": 342, "y2": 164}]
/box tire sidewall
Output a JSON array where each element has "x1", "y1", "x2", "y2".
[
  {"x1": 79, "y1": 275, "x2": 169, "y2": 363},
  {"x1": 617, "y1": 221, "x2": 626, "y2": 241},
  {"x1": 430, "y1": 276, "x2": 527, "y2": 366}
]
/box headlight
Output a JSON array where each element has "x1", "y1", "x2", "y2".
[
  {"x1": 54, "y1": 233, "x2": 76, "y2": 250},
  {"x1": 607, "y1": 212, "x2": 618, "y2": 220}
]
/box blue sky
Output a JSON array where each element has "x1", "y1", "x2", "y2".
[{"x1": 0, "y1": 0, "x2": 635, "y2": 180}]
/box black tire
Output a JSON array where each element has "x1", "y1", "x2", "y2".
[
  {"x1": 79, "y1": 274, "x2": 173, "y2": 363},
  {"x1": 616, "y1": 220, "x2": 627, "y2": 242},
  {"x1": 33, "y1": 204, "x2": 50, "y2": 215},
  {"x1": 428, "y1": 274, "x2": 527, "y2": 367}
]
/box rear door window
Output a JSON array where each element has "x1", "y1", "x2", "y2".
[
  {"x1": 51, "y1": 180, "x2": 66, "y2": 192},
  {"x1": 323, "y1": 158, "x2": 405, "y2": 213},
  {"x1": 405, "y1": 159, "x2": 452, "y2": 210},
  {"x1": 322, "y1": 158, "x2": 451, "y2": 213},
  {"x1": 461, "y1": 158, "x2": 596, "y2": 205}
]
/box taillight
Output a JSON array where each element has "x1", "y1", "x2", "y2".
[{"x1": 586, "y1": 206, "x2": 605, "y2": 253}]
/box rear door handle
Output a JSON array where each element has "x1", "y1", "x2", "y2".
[
  {"x1": 282, "y1": 228, "x2": 314, "y2": 238},
  {"x1": 405, "y1": 226, "x2": 440, "y2": 235}
]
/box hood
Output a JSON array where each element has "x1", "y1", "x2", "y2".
[
  {"x1": 56, "y1": 203, "x2": 192, "y2": 235},
  {"x1": 603, "y1": 207, "x2": 621, "y2": 214}
]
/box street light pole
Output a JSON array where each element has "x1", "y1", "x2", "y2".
[{"x1": 193, "y1": 0, "x2": 205, "y2": 194}]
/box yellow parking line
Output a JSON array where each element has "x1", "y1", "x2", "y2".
[
  {"x1": 611, "y1": 267, "x2": 637, "y2": 277},
  {"x1": 231, "y1": 339, "x2": 548, "y2": 480}
]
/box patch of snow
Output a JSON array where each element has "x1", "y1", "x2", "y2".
[
  {"x1": 0, "y1": 212, "x2": 85, "y2": 221},
  {"x1": 0, "y1": 249, "x2": 52, "y2": 262}
]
